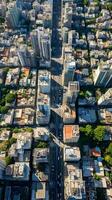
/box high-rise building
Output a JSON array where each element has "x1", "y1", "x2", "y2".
[
  {"x1": 18, "y1": 45, "x2": 36, "y2": 67},
  {"x1": 6, "y1": 3, "x2": 20, "y2": 29},
  {"x1": 63, "y1": 2, "x2": 73, "y2": 28},
  {"x1": 98, "y1": 88, "x2": 112, "y2": 105},
  {"x1": 30, "y1": 29, "x2": 40, "y2": 57},
  {"x1": 63, "y1": 59, "x2": 76, "y2": 87},
  {"x1": 36, "y1": 70, "x2": 51, "y2": 125},
  {"x1": 67, "y1": 81, "x2": 80, "y2": 105},
  {"x1": 0, "y1": 2, "x2": 6, "y2": 17},
  {"x1": 40, "y1": 32, "x2": 51, "y2": 61},
  {"x1": 63, "y1": 81, "x2": 80, "y2": 106},
  {"x1": 93, "y1": 63, "x2": 112, "y2": 87},
  {"x1": 31, "y1": 27, "x2": 51, "y2": 62}
]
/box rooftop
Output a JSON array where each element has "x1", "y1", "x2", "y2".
[
  {"x1": 64, "y1": 146, "x2": 81, "y2": 162},
  {"x1": 63, "y1": 125, "x2": 79, "y2": 143}
]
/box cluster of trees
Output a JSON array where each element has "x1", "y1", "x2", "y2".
[
  {"x1": 12, "y1": 127, "x2": 33, "y2": 133},
  {"x1": 0, "y1": 105, "x2": 9, "y2": 114},
  {"x1": 80, "y1": 125, "x2": 105, "y2": 143},
  {"x1": 0, "y1": 89, "x2": 16, "y2": 114},
  {"x1": 35, "y1": 141, "x2": 48, "y2": 148},
  {"x1": 104, "y1": 143, "x2": 112, "y2": 167},
  {"x1": 0, "y1": 137, "x2": 17, "y2": 152},
  {"x1": 83, "y1": 0, "x2": 100, "y2": 6},
  {"x1": 5, "y1": 93, "x2": 16, "y2": 104}
]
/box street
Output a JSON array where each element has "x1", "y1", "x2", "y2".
[{"x1": 49, "y1": 0, "x2": 64, "y2": 199}]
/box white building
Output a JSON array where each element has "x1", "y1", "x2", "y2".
[
  {"x1": 36, "y1": 70, "x2": 51, "y2": 125},
  {"x1": 38, "y1": 70, "x2": 51, "y2": 94},
  {"x1": 64, "y1": 164, "x2": 86, "y2": 200},
  {"x1": 93, "y1": 63, "x2": 112, "y2": 87},
  {"x1": 98, "y1": 89, "x2": 112, "y2": 105},
  {"x1": 64, "y1": 146, "x2": 81, "y2": 162}
]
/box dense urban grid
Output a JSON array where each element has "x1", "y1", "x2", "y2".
[{"x1": 0, "y1": 0, "x2": 112, "y2": 200}]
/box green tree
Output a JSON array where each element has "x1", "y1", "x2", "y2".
[
  {"x1": 12, "y1": 127, "x2": 21, "y2": 133},
  {"x1": 80, "y1": 125, "x2": 93, "y2": 137},
  {"x1": 104, "y1": 143, "x2": 112, "y2": 167},
  {"x1": 106, "y1": 143, "x2": 112, "y2": 155},
  {"x1": 36, "y1": 141, "x2": 48, "y2": 148},
  {"x1": 83, "y1": 0, "x2": 88, "y2": 5},
  {"x1": 5, "y1": 156, "x2": 13, "y2": 166},
  {"x1": 24, "y1": 127, "x2": 33, "y2": 133},
  {"x1": 0, "y1": 141, "x2": 9, "y2": 151},
  {"x1": 5, "y1": 93, "x2": 16, "y2": 104},
  {"x1": 94, "y1": 126, "x2": 105, "y2": 142},
  {"x1": 104, "y1": 155, "x2": 112, "y2": 166},
  {"x1": 80, "y1": 127, "x2": 86, "y2": 133},
  {"x1": 9, "y1": 138, "x2": 17, "y2": 146},
  {"x1": 85, "y1": 125, "x2": 93, "y2": 137},
  {"x1": 94, "y1": 173, "x2": 101, "y2": 181},
  {"x1": 0, "y1": 106, "x2": 9, "y2": 114}
]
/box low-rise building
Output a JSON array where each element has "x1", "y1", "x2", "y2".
[
  {"x1": 0, "y1": 129, "x2": 11, "y2": 141},
  {"x1": 33, "y1": 148, "x2": 49, "y2": 166},
  {"x1": 34, "y1": 127, "x2": 49, "y2": 141},
  {"x1": 63, "y1": 125, "x2": 80, "y2": 143},
  {"x1": 64, "y1": 163, "x2": 86, "y2": 200},
  {"x1": 8, "y1": 131, "x2": 32, "y2": 162},
  {"x1": 14, "y1": 108, "x2": 34, "y2": 125},
  {"x1": 31, "y1": 181, "x2": 49, "y2": 200},
  {"x1": 98, "y1": 108, "x2": 112, "y2": 124},
  {"x1": 5, "y1": 162, "x2": 30, "y2": 181},
  {"x1": 63, "y1": 105, "x2": 76, "y2": 124},
  {"x1": 64, "y1": 146, "x2": 81, "y2": 162}
]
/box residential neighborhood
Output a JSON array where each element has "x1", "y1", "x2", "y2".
[{"x1": 0, "y1": 0, "x2": 112, "y2": 200}]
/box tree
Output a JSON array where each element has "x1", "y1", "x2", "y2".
[
  {"x1": 104, "y1": 155, "x2": 112, "y2": 166},
  {"x1": 5, "y1": 93, "x2": 16, "y2": 104},
  {"x1": 94, "y1": 173, "x2": 101, "y2": 181},
  {"x1": 106, "y1": 143, "x2": 112, "y2": 156},
  {"x1": 0, "y1": 17, "x2": 5, "y2": 25},
  {"x1": 0, "y1": 106, "x2": 9, "y2": 114},
  {"x1": 80, "y1": 127, "x2": 86, "y2": 133},
  {"x1": 104, "y1": 143, "x2": 112, "y2": 166},
  {"x1": 83, "y1": 0, "x2": 88, "y2": 5},
  {"x1": 12, "y1": 127, "x2": 20, "y2": 133},
  {"x1": 0, "y1": 141, "x2": 9, "y2": 151},
  {"x1": 5, "y1": 156, "x2": 13, "y2": 166},
  {"x1": 80, "y1": 125, "x2": 93, "y2": 137},
  {"x1": 94, "y1": 126, "x2": 105, "y2": 142},
  {"x1": 85, "y1": 125, "x2": 94, "y2": 137},
  {"x1": 9, "y1": 138, "x2": 17, "y2": 146},
  {"x1": 24, "y1": 127, "x2": 33, "y2": 133},
  {"x1": 36, "y1": 141, "x2": 48, "y2": 148}
]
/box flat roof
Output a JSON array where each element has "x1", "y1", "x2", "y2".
[{"x1": 64, "y1": 125, "x2": 73, "y2": 140}]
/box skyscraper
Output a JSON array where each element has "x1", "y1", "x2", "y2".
[
  {"x1": 30, "y1": 29, "x2": 40, "y2": 57},
  {"x1": 63, "y1": 59, "x2": 76, "y2": 86},
  {"x1": 94, "y1": 63, "x2": 112, "y2": 87},
  {"x1": 18, "y1": 45, "x2": 36, "y2": 67},
  {"x1": 98, "y1": 88, "x2": 112, "y2": 105},
  {"x1": 31, "y1": 27, "x2": 51, "y2": 61},
  {"x1": 6, "y1": 3, "x2": 20, "y2": 29}
]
